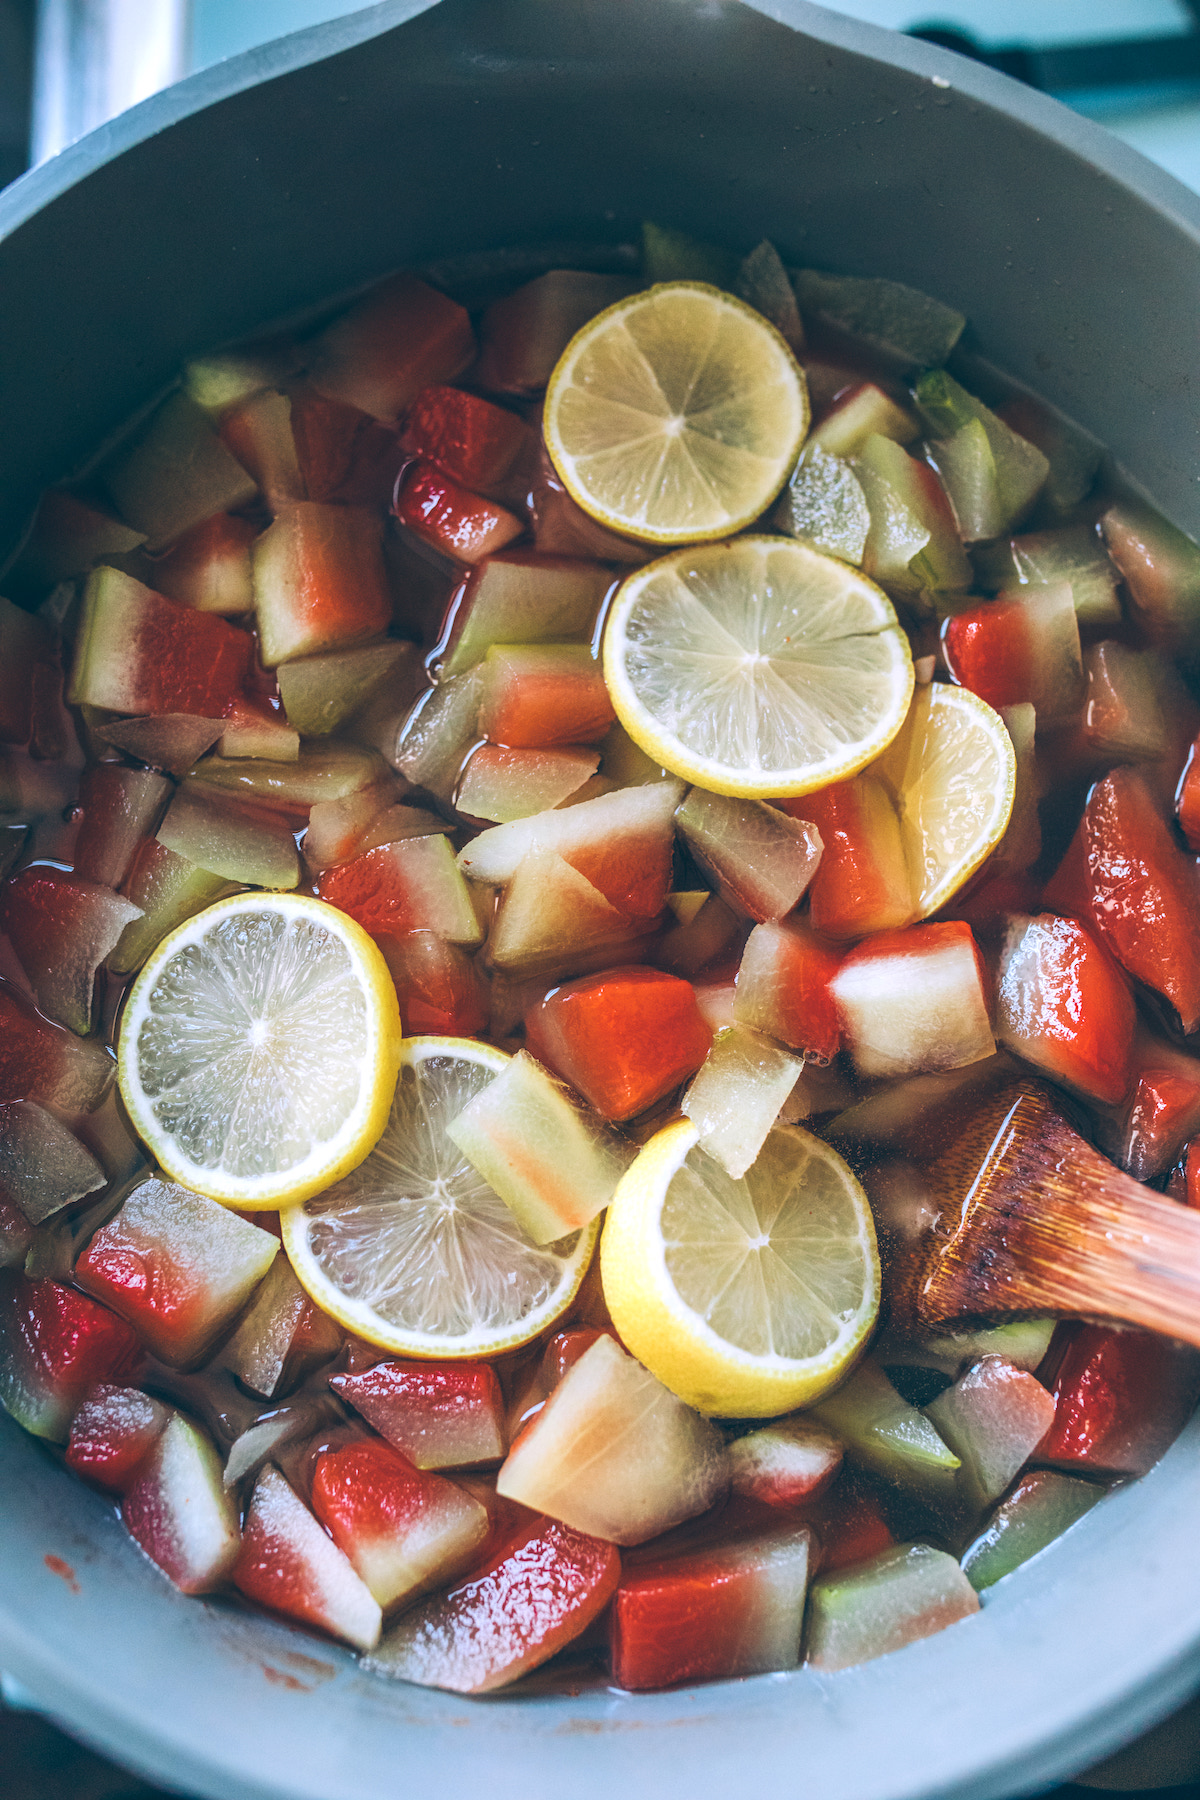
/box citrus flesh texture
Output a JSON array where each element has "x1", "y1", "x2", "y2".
[
  {"x1": 600, "y1": 1117, "x2": 880, "y2": 1416},
  {"x1": 118, "y1": 893, "x2": 401, "y2": 1209},
  {"x1": 603, "y1": 535, "x2": 914, "y2": 797},
  {"x1": 282, "y1": 1037, "x2": 598, "y2": 1358},
  {"x1": 544, "y1": 282, "x2": 809, "y2": 545}
]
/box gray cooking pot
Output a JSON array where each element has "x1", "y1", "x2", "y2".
[{"x1": 2, "y1": 3, "x2": 1200, "y2": 1796}]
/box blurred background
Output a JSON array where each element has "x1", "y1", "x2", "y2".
[{"x1": 1, "y1": 0, "x2": 1200, "y2": 193}]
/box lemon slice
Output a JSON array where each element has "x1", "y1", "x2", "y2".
[
  {"x1": 603, "y1": 535, "x2": 914, "y2": 797},
  {"x1": 282, "y1": 1037, "x2": 598, "y2": 1357},
  {"x1": 118, "y1": 893, "x2": 401, "y2": 1209},
  {"x1": 876, "y1": 682, "x2": 1017, "y2": 917},
  {"x1": 600, "y1": 1117, "x2": 879, "y2": 1417},
  {"x1": 543, "y1": 282, "x2": 808, "y2": 545}
]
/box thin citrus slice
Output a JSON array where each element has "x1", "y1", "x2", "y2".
[
  {"x1": 118, "y1": 893, "x2": 401, "y2": 1209},
  {"x1": 603, "y1": 535, "x2": 914, "y2": 797},
  {"x1": 600, "y1": 1117, "x2": 879, "y2": 1417},
  {"x1": 543, "y1": 281, "x2": 808, "y2": 545},
  {"x1": 876, "y1": 682, "x2": 1017, "y2": 917},
  {"x1": 282, "y1": 1037, "x2": 598, "y2": 1357}
]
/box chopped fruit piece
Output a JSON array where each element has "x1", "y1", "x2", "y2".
[
  {"x1": 183, "y1": 344, "x2": 292, "y2": 415},
  {"x1": 157, "y1": 782, "x2": 301, "y2": 889},
  {"x1": 995, "y1": 913, "x2": 1134, "y2": 1105},
  {"x1": 118, "y1": 894, "x2": 402, "y2": 1209},
  {"x1": 656, "y1": 891, "x2": 741, "y2": 978},
  {"x1": 1119, "y1": 1057, "x2": 1200, "y2": 1182},
  {"x1": 925, "y1": 1354, "x2": 1056, "y2": 1512},
  {"x1": 791, "y1": 268, "x2": 965, "y2": 370},
  {"x1": 456, "y1": 743, "x2": 599, "y2": 822},
  {"x1": 366, "y1": 1514, "x2": 619, "y2": 1692},
  {"x1": 68, "y1": 568, "x2": 254, "y2": 716},
  {"x1": 0, "y1": 870, "x2": 142, "y2": 1035},
  {"x1": 643, "y1": 222, "x2": 736, "y2": 287},
  {"x1": 0, "y1": 1101, "x2": 104, "y2": 1224},
  {"x1": 332, "y1": 1361, "x2": 506, "y2": 1468},
  {"x1": 149, "y1": 512, "x2": 257, "y2": 616},
  {"x1": 109, "y1": 839, "x2": 233, "y2": 975},
  {"x1": 477, "y1": 643, "x2": 614, "y2": 748},
  {"x1": 485, "y1": 849, "x2": 649, "y2": 978},
  {"x1": 603, "y1": 537, "x2": 913, "y2": 798},
  {"x1": 375, "y1": 931, "x2": 489, "y2": 1036},
  {"x1": 1180, "y1": 734, "x2": 1200, "y2": 852},
  {"x1": 525, "y1": 967, "x2": 712, "y2": 1122},
  {"x1": 216, "y1": 699, "x2": 300, "y2": 763},
  {"x1": 941, "y1": 583, "x2": 1083, "y2": 723},
  {"x1": 288, "y1": 385, "x2": 403, "y2": 507},
  {"x1": 728, "y1": 1418, "x2": 843, "y2": 1508},
  {"x1": 775, "y1": 443, "x2": 871, "y2": 565},
  {"x1": 915, "y1": 370, "x2": 1049, "y2": 542},
  {"x1": 93, "y1": 714, "x2": 225, "y2": 778},
  {"x1": 219, "y1": 389, "x2": 305, "y2": 506},
  {"x1": 737, "y1": 238, "x2": 805, "y2": 350},
  {"x1": 810, "y1": 382, "x2": 919, "y2": 458},
  {"x1": 680, "y1": 1025, "x2": 804, "y2": 1179},
  {"x1": 960, "y1": 1469, "x2": 1105, "y2": 1591},
  {"x1": 806, "y1": 1468, "x2": 896, "y2": 1572},
  {"x1": 1043, "y1": 767, "x2": 1200, "y2": 1033},
  {"x1": 394, "y1": 463, "x2": 523, "y2": 566},
  {"x1": 307, "y1": 273, "x2": 474, "y2": 423},
  {"x1": 602, "y1": 1120, "x2": 879, "y2": 1416},
  {"x1": 992, "y1": 702, "x2": 1043, "y2": 874},
  {"x1": 186, "y1": 742, "x2": 386, "y2": 810},
  {"x1": 317, "y1": 836, "x2": 481, "y2": 944},
  {"x1": 252, "y1": 503, "x2": 391, "y2": 666},
  {"x1": 529, "y1": 450, "x2": 650, "y2": 564},
  {"x1": 853, "y1": 433, "x2": 971, "y2": 594},
  {"x1": 219, "y1": 1255, "x2": 341, "y2": 1399},
  {"x1": 458, "y1": 781, "x2": 682, "y2": 916},
  {"x1": 611, "y1": 1520, "x2": 812, "y2": 1690},
  {"x1": 973, "y1": 523, "x2": 1120, "y2": 631},
  {"x1": 439, "y1": 554, "x2": 612, "y2": 680},
  {"x1": 544, "y1": 283, "x2": 807, "y2": 546},
  {"x1": 448, "y1": 1048, "x2": 634, "y2": 1242},
  {"x1": 993, "y1": 398, "x2": 1102, "y2": 517},
  {"x1": 497, "y1": 1335, "x2": 727, "y2": 1542},
  {"x1": 234, "y1": 1464, "x2": 382, "y2": 1650},
  {"x1": 401, "y1": 385, "x2": 532, "y2": 495},
  {"x1": 66, "y1": 1385, "x2": 171, "y2": 1491},
  {"x1": 675, "y1": 790, "x2": 823, "y2": 922},
  {"x1": 732, "y1": 919, "x2": 842, "y2": 1062},
  {"x1": 277, "y1": 640, "x2": 420, "y2": 738},
  {"x1": 395, "y1": 669, "x2": 483, "y2": 800},
  {"x1": 301, "y1": 778, "x2": 397, "y2": 868},
  {"x1": 72, "y1": 763, "x2": 172, "y2": 888},
  {"x1": 311, "y1": 1438, "x2": 488, "y2": 1610},
  {"x1": 831, "y1": 922, "x2": 994, "y2": 1080},
  {"x1": 812, "y1": 1360, "x2": 960, "y2": 1507},
  {"x1": 799, "y1": 773, "x2": 912, "y2": 939},
  {"x1": 475, "y1": 270, "x2": 638, "y2": 395},
  {"x1": 1101, "y1": 498, "x2": 1200, "y2": 655},
  {"x1": 806, "y1": 1542, "x2": 979, "y2": 1671},
  {"x1": 876, "y1": 1319, "x2": 1057, "y2": 1380},
  {"x1": 123, "y1": 1415, "x2": 241, "y2": 1593},
  {"x1": 104, "y1": 392, "x2": 258, "y2": 548},
  {"x1": 7, "y1": 490, "x2": 145, "y2": 593},
  {"x1": 0, "y1": 984, "x2": 115, "y2": 1110},
  {"x1": 1039, "y1": 1324, "x2": 1200, "y2": 1477},
  {"x1": 281, "y1": 1038, "x2": 598, "y2": 1358},
  {"x1": 0, "y1": 1274, "x2": 140, "y2": 1440},
  {"x1": 76, "y1": 1176, "x2": 278, "y2": 1366}
]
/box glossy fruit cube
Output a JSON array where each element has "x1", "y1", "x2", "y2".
[
  {"x1": 122, "y1": 1415, "x2": 242, "y2": 1593},
  {"x1": 0, "y1": 984, "x2": 115, "y2": 1111},
  {"x1": 374, "y1": 931, "x2": 489, "y2": 1037},
  {"x1": 831, "y1": 921, "x2": 994, "y2": 1079},
  {"x1": 219, "y1": 388, "x2": 305, "y2": 507},
  {"x1": 810, "y1": 382, "x2": 918, "y2": 458},
  {"x1": 681, "y1": 1025, "x2": 804, "y2": 1179},
  {"x1": 806, "y1": 1542, "x2": 980, "y2": 1671},
  {"x1": 332, "y1": 1361, "x2": 506, "y2": 1469},
  {"x1": 796, "y1": 775, "x2": 913, "y2": 939},
  {"x1": 728, "y1": 1417, "x2": 843, "y2": 1509},
  {"x1": 478, "y1": 643, "x2": 614, "y2": 748},
  {"x1": 805, "y1": 1469, "x2": 896, "y2": 1573},
  {"x1": 0, "y1": 1274, "x2": 140, "y2": 1441},
  {"x1": 1118, "y1": 1053, "x2": 1200, "y2": 1183},
  {"x1": 812, "y1": 1360, "x2": 960, "y2": 1508},
  {"x1": 277, "y1": 640, "x2": 421, "y2": 739},
  {"x1": 525, "y1": 966, "x2": 712, "y2": 1121},
  {"x1": 289, "y1": 385, "x2": 404, "y2": 508},
  {"x1": 611, "y1": 1521, "x2": 812, "y2": 1690},
  {"x1": 497, "y1": 1335, "x2": 728, "y2": 1544},
  {"x1": 1101, "y1": 497, "x2": 1200, "y2": 655},
  {"x1": 93, "y1": 713, "x2": 225, "y2": 778},
  {"x1": 216, "y1": 698, "x2": 300, "y2": 763},
  {"x1": 149, "y1": 511, "x2": 258, "y2": 615},
  {"x1": 68, "y1": 567, "x2": 254, "y2": 717},
  {"x1": 995, "y1": 912, "x2": 1134, "y2": 1105},
  {"x1": 656, "y1": 891, "x2": 741, "y2": 978},
  {"x1": 1079, "y1": 642, "x2": 1184, "y2": 772},
  {"x1": 0, "y1": 1101, "x2": 104, "y2": 1226},
  {"x1": 104, "y1": 391, "x2": 258, "y2": 548},
  {"x1": 187, "y1": 741, "x2": 386, "y2": 812},
  {"x1": 72, "y1": 763, "x2": 173, "y2": 890},
  {"x1": 942, "y1": 583, "x2": 1083, "y2": 723},
  {"x1": 1043, "y1": 767, "x2": 1200, "y2": 1033},
  {"x1": 925, "y1": 1354, "x2": 1056, "y2": 1514},
  {"x1": 66, "y1": 1384, "x2": 172, "y2": 1492},
  {"x1": 252, "y1": 502, "x2": 391, "y2": 666},
  {"x1": 307, "y1": 272, "x2": 474, "y2": 424},
  {"x1": 394, "y1": 462, "x2": 523, "y2": 566},
  {"x1": 311, "y1": 1438, "x2": 489, "y2": 1611},
  {"x1": 402, "y1": 384, "x2": 532, "y2": 496},
  {"x1": 915, "y1": 370, "x2": 1049, "y2": 543},
  {"x1": 854, "y1": 433, "x2": 970, "y2": 594},
  {"x1": 301, "y1": 777, "x2": 397, "y2": 868},
  {"x1": 675, "y1": 790, "x2": 823, "y2": 923},
  {"x1": 220, "y1": 1256, "x2": 342, "y2": 1400},
  {"x1": 529, "y1": 446, "x2": 649, "y2": 564},
  {"x1": 732, "y1": 918, "x2": 842, "y2": 1062},
  {"x1": 485, "y1": 849, "x2": 647, "y2": 978},
  {"x1": 474, "y1": 270, "x2": 637, "y2": 394},
  {"x1": 0, "y1": 869, "x2": 142, "y2": 1035},
  {"x1": 1038, "y1": 1324, "x2": 1200, "y2": 1477},
  {"x1": 234, "y1": 1464, "x2": 382, "y2": 1649},
  {"x1": 75, "y1": 1176, "x2": 279, "y2": 1366},
  {"x1": 0, "y1": 1198, "x2": 33, "y2": 1270},
  {"x1": 439, "y1": 553, "x2": 612, "y2": 680},
  {"x1": 367, "y1": 1514, "x2": 619, "y2": 1692},
  {"x1": 456, "y1": 742, "x2": 599, "y2": 822},
  {"x1": 156, "y1": 782, "x2": 301, "y2": 890},
  {"x1": 960, "y1": 1469, "x2": 1103, "y2": 1591},
  {"x1": 317, "y1": 835, "x2": 481, "y2": 944}
]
